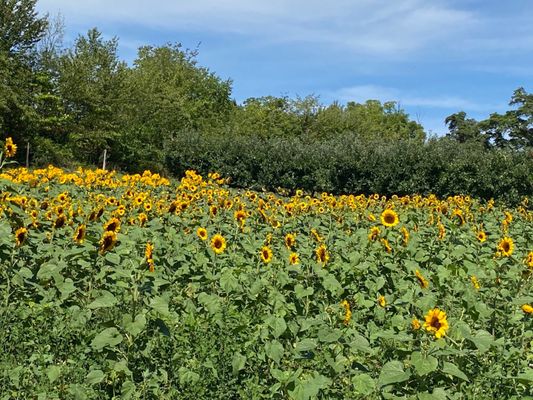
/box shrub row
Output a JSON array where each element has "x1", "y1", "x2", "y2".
[{"x1": 164, "y1": 133, "x2": 533, "y2": 205}]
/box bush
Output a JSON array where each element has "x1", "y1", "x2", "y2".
[{"x1": 164, "y1": 132, "x2": 533, "y2": 204}]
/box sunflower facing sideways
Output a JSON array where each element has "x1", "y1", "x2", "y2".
[{"x1": 99, "y1": 231, "x2": 117, "y2": 254}]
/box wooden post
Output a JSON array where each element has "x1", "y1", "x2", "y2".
[
  {"x1": 25, "y1": 142, "x2": 30, "y2": 168},
  {"x1": 102, "y1": 149, "x2": 107, "y2": 170}
]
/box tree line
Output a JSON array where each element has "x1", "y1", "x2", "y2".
[{"x1": 1, "y1": 0, "x2": 532, "y2": 202}]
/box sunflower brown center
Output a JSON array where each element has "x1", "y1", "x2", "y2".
[
  {"x1": 385, "y1": 214, "x2": 395, "y2": 224},
  {"x1": 431, "y1": 316, "x2": 441, "y2": 329}
]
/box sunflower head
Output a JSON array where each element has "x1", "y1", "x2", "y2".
[
  {"x1": 340, "y1": 300, "x2": 351, "y2": 325},
  {"x1": 289, "y1": 252, "x2": 299, "y2": 265},
  {"x1": 15, "y1": 227, "x2": 27, "y2": 246},
  {"x1": 380, "y1": 209, "x2": 399, "y2": 227},
  {"x1": 522, "y1": 304, "x2": 533, "y2": 314},
  {"x1": 234, "y1": 209, "x2": 247, "y2": 222},
  {"x1": 4, "y1": 137, "x2": 17, "y2": 158},
  {"x1": 260, "y1": 246, "x2": 273, "y2": 263},
  {"x1": 99, "y1": 231, "x2": 117, "y2": 254},
  {"x1": 210, "y1": 234, "x2": 226, "y2": 255},
  {"x1": 104, "y1": 217, "x2": 121, "y2": 233},
  {"x1": 54, "y1": 214, "x2": 67, "y2": 229},
  {"x1": 378, "y1": 295, "x2": 386, "y2": 308},
  {"x1": 285, "y1": 233, "x2": 296, "y2": 249},
  {"x1": 497, "y1": 237, "x2": 514, "y2": 257},
  {"x1": 411, "y1": 318, "x2": 421, "y2": 330},
  {"x1": 423, "y1": 308, "x2": 449, "y2": 339},
  {"x1": 315, "y1": 243, "x2": 330, "y2": 264},
  {"x1": 145, "y1": 242, "x2": 154, "y2": 260},
  {"x1": 73, "y1": 224, "x2": 86, "y2": 244},
  {"x1": 415, "y1": 270, "x2": 429, "y2": 289},
  {"x1": 477, "y1": 231, "x2": 487, "y2": 243},
  {"x1": 368, "y1": 226, "x2": 380, "y2": 241},
  {"x1": 196, "y1": 227, "x2": 208, "y2": 241}
]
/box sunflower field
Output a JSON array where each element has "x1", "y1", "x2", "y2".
[{"x1": 0, "y1": 141, "x2": 532, "y2": 398}]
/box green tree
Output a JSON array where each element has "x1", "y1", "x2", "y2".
[
  {"x1": 0, "y1": 0, "x2": 49, "y2": 152},
  {"x1": 56, "y1": 28, "x2": 127, "y2": 164},
  {"x1": 0, "y1": 0, "x2": 48, "y2": 58},
  {"x1": 445, "y1": 111, "x2": 483, "y2": 144},
  {"x1": 479, "y1": 87, "x2": 533, "y2": 149}
]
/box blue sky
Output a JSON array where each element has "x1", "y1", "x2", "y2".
[{"x1": 36, "y1": 0, "x2": 532, "y2": 135}]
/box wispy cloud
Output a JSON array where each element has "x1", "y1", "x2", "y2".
[{"x1": 37, "y1": 0, "x2": 477, "y2": 56}]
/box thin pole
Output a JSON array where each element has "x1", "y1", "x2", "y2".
[
  {"x1": 25, "y1": 142, "x2": 30, "y2": 168},
  {"x1": 102, "y1": 149, "x2": 107, "y2": 170}
]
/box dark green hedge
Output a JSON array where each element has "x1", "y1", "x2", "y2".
[{"x1": 164, "y1": 132, "x2": 533, "y2": 204}]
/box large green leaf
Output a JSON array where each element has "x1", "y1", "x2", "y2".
[
  {"x1": 91, "y1": 327, "x2": 123, "y2": 351},
  {"x1": 441, "y1": 362, "x2": 469, "y2": 381},
  {"x1": 411, "y1": 351, "x2": 438, "y2": 376},
  {"x1": 378, "y1": 361, "x2": 411, "y2": 387},
  {"x1": 87, "y1": 290, "x2": 117, "y2": 309}
]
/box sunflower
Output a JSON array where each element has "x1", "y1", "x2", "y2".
[
  {"x1": 145, "y1": 242, "x2": 155, "y2": 272},
  {"x1": 411, "y1": 318, "x2": 421, "y2": 330},
  {"x1": 437, "y1": 223, "x2": 446, "y2": 240},
  {"x1": 4, "y1": 137, "x2": 17, "y2": 158},
  {"x1": 234, "y1": 209, "x2": 247, "y2": 223},
  {"x1": 368, "y1": 226, "x2": 380, "y2": 241},
  {"x1": 99, "y1": 231, "x2": 117, "y2": 254},
  {"x1": 57, "y1": 192, "x2": 68, "y2": 203},
  {"x1": 168, "y1": 201, "x2": 178, "y2": 214},
  {"x1": 73, "y1": 224, "x2": 86, "y2": 244},
  {"x1": 378, "y1": 295, "x2": 386, "y2": 308},
  {"x1": 289, "y1": 252, "x2": 299, "y2": 265},
  {"x1": 526, "y1": 251, "x2": 533, "y2": 268},
  {"x1": 54, "y1": 214, "x2": 67, "y2": 229},
  {"x1": 471, "y1": 275, "x2": 480, "y2": 290},
  {"x1": 415, "y1": 270, "x2": 429, "y2": 289},
  {"x1": 497, "y1": 237, "x2": 514, "y2": 257},
  {"x1": 285, "y1": 233, "x2": 296, "y2": 249},
  {"x1": 210, "y1": 234, "x2": 226, "y2": 255},
  {"x1": 260, "y1": 246, "x2": 273, "y2": 263},
  {"x1": 311, "y1": 228, "x2": 323, "y2": 242},
  {"x1": 210, "y1": 205, "x2": 218, "y2": 217},
  {"x1": 380, "y1": 209, "x2": 399, "y2": 227},
  {"x1": 423, "y1": 308, "x2": 449, "y2": 339},
  {"x1": 401, "y1": 227, "x2": 410, "y2": 245},
  {"x1": 138, "y1": 213, "x2": 148, "y2": 226},
  {"x1": 315, "y1": 243, "x2": 330, "y2": 264},
  {"x1": 477, "y1": 231, "x2": 487, "y2": 243},
  {"x1": 145, "y1": 242, "x2": 153, "y2": 260},
  {"x1": 522, "y1": 304, "x2": 533, "y2": 314},
  {"x1": 196, "y1": 227, "x2": 208, "y2": 241},
  {"x1": 381, "y1": 238, "x2": 392, "y2": 254},
  {"x1": 15, "y1": 227, "x2": 27, "y2": 246},
  {"x1": 104, "y1": 217, "x2": 121, "y2": 233},
  {"x1": 340, "y1": 300, "x2": 351, "y2": 325}
]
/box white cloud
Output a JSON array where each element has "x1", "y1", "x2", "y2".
[{"x1": 37, "y1": 0, "x2": 477, "y2": 56}]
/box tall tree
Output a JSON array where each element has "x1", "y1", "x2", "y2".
[
  {"x1": 56, "y1": 28, "x2": 127, "y2": 164},
  {"x1": 0, "y1": 0, "x2": 49, "y2": 153},
  {"x1": 0, "y1": 0, "x2": 48, "y2": 58},
  {"x1": 445, "y1": 111, "x2": 483, "y2": 144}
]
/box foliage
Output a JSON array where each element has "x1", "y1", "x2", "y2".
[
  {"x1": 165, "y1": 132, "x2": 533, "y2": 205},
  {"x1": 0, "y1": 166, "x2": 532, "y2": 399}
]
